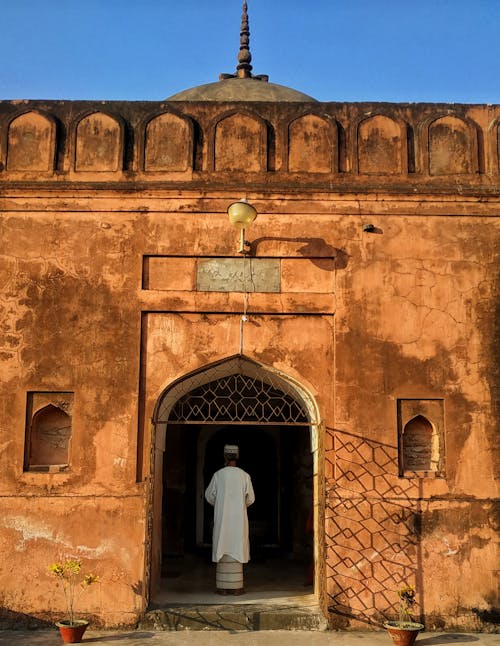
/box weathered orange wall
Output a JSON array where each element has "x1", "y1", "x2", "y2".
[{"x1": 0, "y1": 99, "x2": 498, "y2": 628}]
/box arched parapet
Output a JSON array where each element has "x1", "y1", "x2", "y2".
[
  {"x1": 287, "y1": 113, "x2": 337, "y2": 173},
  {"x1": 212, "y1": 111, "x2": 269, "y2": 172},
  {"x1": 143, "y1": 111, "x2": 195, "y2": 172},
  {"x1": 74, "y1": 110, "x2": 124, "y2": 172},
  {"x1": 356, "y1": 113, "x2": 407, "y2": 175},
  {"x1": 420, "y1": 113, "x2": 480, "y2": 176},
  {"x1": 6, "y1": 110, "x2": 57, "y2": 172}
]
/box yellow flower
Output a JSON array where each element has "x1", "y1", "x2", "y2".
[
  {"x1": 48, "y1": 563, "x2": 65, "y2": 577},
  {"x1": 66, "y1": 560, "x2": 81, "y2": 574},
  {"x1": 83, "y1": 574, "x2": 99, "y2": 586},
  {"x1": 398, "y1": 584, "x2": 416, "y2": 607}
]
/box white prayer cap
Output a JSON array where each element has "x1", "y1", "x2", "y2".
[{"x1": 224, "y1": 444, "x2": 239, "y2": 457}]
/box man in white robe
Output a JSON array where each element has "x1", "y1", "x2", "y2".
[{"x1": 205, "y1": 444, "x2": 255, "y2": 594}]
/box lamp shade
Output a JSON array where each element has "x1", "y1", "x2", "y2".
[{"x1": 227, "y1": 199, "x2": 257, "y2": 230}]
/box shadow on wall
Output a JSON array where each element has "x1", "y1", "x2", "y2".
[
  {"x1": 484, "y1": 269, "x2": 500, "y2": 471},
  {"x1": 472, "y1": 606, "x2": 500, "y2": 626},
  {"x1": 326, "y1": 429, "x2": 424, "y2": 628},
  {"x1": 251, "y1": 236, "x2": 349, "y2": 270}
]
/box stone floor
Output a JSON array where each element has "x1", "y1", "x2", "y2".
[
  {"x1": 154, "y1": 554, "x2": 315, "y2": 606},
  {"x1": 0, "y1": 630, "x2": 498, "y2": 646},
  {"x1": 141, "y1": 553, "x2": 322, "y2": 631}
]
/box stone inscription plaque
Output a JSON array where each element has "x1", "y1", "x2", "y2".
[{"x1": 196, "y1": 258, "x2": 280, "y2": 293}]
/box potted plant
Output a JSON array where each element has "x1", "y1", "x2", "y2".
[
  {"x1": 384, "y1": 584, "x2": 424, "y2": 646},
  {"x1": 48, "y1": 558, "x2": 99, "y2": 643}
]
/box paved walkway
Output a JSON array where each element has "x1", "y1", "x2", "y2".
[{"x1": 0, "y1": 630, "x2": 498, "y2": 646}]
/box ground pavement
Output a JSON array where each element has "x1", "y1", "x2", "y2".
[{"x1": 0, "y1": 630, "x2": 498, "y2": 646}]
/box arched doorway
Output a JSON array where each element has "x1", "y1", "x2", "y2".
[{"x1": 149, "y1": 356, "x2": 322, "y2": 605}]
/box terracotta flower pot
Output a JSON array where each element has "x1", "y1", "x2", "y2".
[
  {"x1": 56, "y1": 619, "x2": 89, "y2": 643},
  {"x1": 384, "y1": 621, "x2": 424, "y2": 646}
]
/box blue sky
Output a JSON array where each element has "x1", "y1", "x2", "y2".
[{"x1": 2, "y1": 0, "x2": 499, "y2": 104}]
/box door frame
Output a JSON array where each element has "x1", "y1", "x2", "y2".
[{"x1": 145, "y1": 354, "x2": 325, "y2": 611}]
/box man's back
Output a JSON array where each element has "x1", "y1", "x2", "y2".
[{"x1": 205, "y1": 465, "x2": 255, "y2": 563}]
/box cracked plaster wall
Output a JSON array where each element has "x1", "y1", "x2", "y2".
[
  {"x1": 328, "y1": 213, "x2": 499, "y2": 629},
  {"x1": 0, "y1": 99, "x2": 498, "y2": 629}
]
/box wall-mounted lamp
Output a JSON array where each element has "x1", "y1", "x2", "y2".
[
  {"x1": 227, "y1": 198, "x2": 258, "y2": 254},
  {"x1": 362, "y1": 223, "x2": 376, "y2": 233}
]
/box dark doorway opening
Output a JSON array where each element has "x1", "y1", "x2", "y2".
[{"x1": 159, "y1": 422, "x2": 313, "y2": 601}]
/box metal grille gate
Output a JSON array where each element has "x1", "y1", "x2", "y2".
[{"x1": 168, "y1": 373, "x2": 308, "y2": 424}]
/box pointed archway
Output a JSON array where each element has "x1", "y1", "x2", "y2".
[{"x1": 147, "y1": 355, "x2": 323, "y2": 606}]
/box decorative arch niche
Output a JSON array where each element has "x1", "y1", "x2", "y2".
[
  {"x1": 24, "y1": 392, "x2": 74, "y2": 471},
  {"x1": 144, "y1": 112, "x2": 193, "y2": 171},
  {"x1": 288, "y1": 114, "x2": 336, "y2": 173},
  {"x1": 357, "y1": 114, "x2": 403, "y2": 175},
  {"x1": 497, "y1": 121, "x2": 500, "y2": 173},
  {"x1": 397, "y1": 398, "x2": 445, "y2": 477},
  {"x1": 75, "y1": 112, "x2": 122, "y2": 171},
  {"x1": 402, "y1": 415, "x2": 439, "y2": 472},
  {"x1": 428, "y1": 115, "x2": 476, "y2": 175},
  {"x1": 214, "y1": 113, "x2": 267, "y2": 172},
  {"x1": 7, "y1": 111, "x2": 56, "y2": 171}
]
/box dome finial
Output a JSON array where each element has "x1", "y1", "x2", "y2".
[
  {"x1": 218, "y1": 1, "x2": 269, "y2": 83},
  {"x1": 236, "y1": 1, "x2": 252, "y2": 78}
]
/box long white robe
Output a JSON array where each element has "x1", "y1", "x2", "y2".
[{"x1": 205, "y1": 466, "x2": 255, "y2": 563}]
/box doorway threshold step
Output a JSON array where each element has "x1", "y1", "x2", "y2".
[{"x1": 140, "y1": 604, "x2": 327, "y2": 631}]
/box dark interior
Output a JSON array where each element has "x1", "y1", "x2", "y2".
[{"x1": 162, "y1": 423, "x2": 312, "y2": 574}]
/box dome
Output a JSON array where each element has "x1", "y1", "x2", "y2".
[{"x1": 167, "y1": 77, "x2": 317, "y2": 102}]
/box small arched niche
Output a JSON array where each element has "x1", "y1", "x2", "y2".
[
  {"x1": 288, "y1": 114, "x2": 336, "y2": 173},
  {"x1": 497, "y1": 121, "x2": 500, "y2": 173},
  {"x1": 357, "y1": 114, "x2": 403, "y2": 175},
  {"x1": 428, "y1": 115, "x2": 476, "y2": 175},
  {"x1": 26, "y1": 404, "x2": 71, "y2": 470},
  {"x1": 214, "y1": 113, "x2": 267, "y2": 172},
  {"x1": 144, "y1": 112, "x2": 193, "y2": 171},
  {"x1": 75, "y1": 112, "x2": 122, "y2": 171},
  {"x1": 402, "y1": 414, "x2": 439, "y2": 474},
  {"x1": 397, "y1": 398, "x2": 445, "y2": 477},
  {"x1": 7, "y1": 111, "x2": 56, "y2": 171}
]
